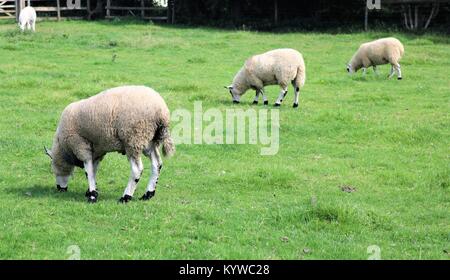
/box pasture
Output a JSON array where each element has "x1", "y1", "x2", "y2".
[{"x1": 0, "y1": 20, "x2": 448, "y2": 259}]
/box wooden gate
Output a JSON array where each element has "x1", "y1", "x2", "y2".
[
  {"x1": 15, "y1": 0, "x2": 90, "y2": 21},
  {"x1": 0, "y1": 0, "x2": 16, "y2": 19}
]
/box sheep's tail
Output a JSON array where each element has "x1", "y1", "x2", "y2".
[
  {"x1": 162, "y1": 129, "x2": 175, "y2": 157},
  {"x1": 154, "y1": 122, "x2": 175, "y2": 157},
  {"x1": 296, "y1": 61, "x2": 306, "y2": 88}
]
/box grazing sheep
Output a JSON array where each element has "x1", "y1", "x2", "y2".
[
  {"x1": 226, "y1": 48, "x2": 306, "y2": 108},
  {"x1": 347, "y1": 37, "x2": 405, "y2": 80},
  {"x1": 18, "y1": 6, "x2": 37, "y2": 32},
  {"x1": 44, "y1": 86, "x2": 175, "y2": 203}
]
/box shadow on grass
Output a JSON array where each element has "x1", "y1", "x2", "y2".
[{"x1": 5, "y1": 184, "x2": 118, "y2": 202}]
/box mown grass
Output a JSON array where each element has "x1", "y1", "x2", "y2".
[{"x1": 0, "y1": 19, "x2": 448, "y2": 259}]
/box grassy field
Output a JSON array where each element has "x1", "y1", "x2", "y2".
[{"x1": 0, "y1": 19, "x2": 448, "y2": 260}]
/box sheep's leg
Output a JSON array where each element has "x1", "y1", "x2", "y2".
[
  {"x1": 274, "y1": 86, "x2": 288, "y2": 107},
  {"x1": 141, "y1": 147, "x2": 161, "y2": 201},
  {"x1": 362, "y1": 67, "x2": 367, "y2": 76},
  {"x1": 293, "y1": 86, "x2": 300, "y2": 108},
  {"x1": 388, "y1": 65, "x2": 395, "y2": 79},
  {"x1": 252, "y1": 90, "x2": 260, "y2": 104},
  {"x1": 261, "y1": 89, "x2": 268, "y2": 105},
  {"x1": 257, "y1": 88, "x2": 268, "y2": 105},
  {"x1": 119, "y1": 157, "x2": 143, "y2": 203},
  {"x1": 93, "y1": 160, "x2": 100, "y2": 178},
  {"x1": 31, "y1": 21, "x2": 35, "y2": 32},
  {"x1": 373, "y1": 65, "x2": 378, "y2": 75},
  {"x1": 84, "y1": 160, "x2": 98, "y2": 203},
  {"x1": 395, "y1": 64, "x2": 402, "y2": 80},
  {"x1": 254, "y1": 89, "x2": 267, "y2": 105}
]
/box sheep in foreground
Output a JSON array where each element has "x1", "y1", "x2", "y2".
[
  {"x1": 347, "y1": 37, "x2": 405, "y2": 80},
  {"x1": 44, "y1": 86, "x2": 175, "y2": 203},
  {"x1": 226, "y1": 48, "x2": 306, "y2": 108},
  {"x1": 18, "y1": 6, "x2": 37, "y2": 32}
]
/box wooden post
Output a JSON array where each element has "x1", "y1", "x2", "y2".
[
  {"x1": 106, "y1": 0, "x2": 110, "y2": 18},
  {"x1": 15, "y1": 0, "x2": 20, "y2": 22},
  {"x1": 167, "y1": 0, "x2": 170, "y2": 23},
  {"x1": 414, "y1": 5, "x2": 419, "y2": 29},
  {"x1": 87, "y1": 0, "x2": 91, "y2": 20},
  {"x1": 364, "y1": 6, "x2": 368, "y2": 31},
  {"x1": 171, "y1": 0, "x2": 175, "y2": 24},
  {"x1": 274, "y1": 0, "x2": 278, "y2": 25},
  {"x1": 56, "y1": 0, "x2": 61, "y2": 21}
]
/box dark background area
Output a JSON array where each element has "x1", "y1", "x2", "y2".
[{"x1": 170, "y1": 0, "x2": 449, "y2": 32}]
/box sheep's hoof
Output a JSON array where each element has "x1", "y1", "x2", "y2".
[
  {"x1": 140, "y1": 191, "x2": 155, "y2": 201},
  {"x1": 56, "y1": 185, "x2": 67, "y2": 192},
  {"x1": 293, "y1": 103, "x2": 299, "y2": 108},
  {"x1": 85, "y1": 190, "x2": 98, "y2": 203},
  {"x1": 274, "y1": 103, "x2": 281, "y2": 107},
  {"x1": 118, "y1": 195, "x2": 132, "y2": 203},
  {"x1": 264, "y1": 100, "x2": 269, "y2": 105},
  {"x1": 252, "y1": 100, "x2": 258, "y2": 105},
  {"x1": 398, "y1": 77, "x2": 402, "y2": 80},
  {"x1": 232, "y1": 100, "x2": 240, "y2": 104}
]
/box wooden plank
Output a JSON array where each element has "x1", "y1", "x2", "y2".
[
  {"x1": 106, "y1": 6, "x2": 167, "y2": 11},
  {"x1": 105, "y1": 15, "x2": 168, "y2": 20},
  {"x1": 382, "y1": 0, "x2": 449, "y2": 3},
  {"x1": 34, "y1": 6, "x2": 87, "y2": 12}
]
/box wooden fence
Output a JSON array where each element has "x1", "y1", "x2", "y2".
[
  {"x1": 14, "y1": 0, "x2": 90, "y2": 21},
  {"x1": 0, "y1": 0, "x2": 16, "y2": 19}
]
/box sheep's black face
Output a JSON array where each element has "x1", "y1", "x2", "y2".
[
  {"x1": 225, "y1": 85, "x2": 240, "y2": 103},
  {"x1": 346, "y1": 64, "x2": 354, "y2": 74}
]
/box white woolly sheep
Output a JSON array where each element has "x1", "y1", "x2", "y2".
[
  {"x1": 44, "y1": 86, "x2": 175, "y2": 203},
  {"x1": 18, "y1": 6, "x2": 37, "y2": 32},
  {"x1": 226, "y1": 48, "x2": 306, "y2": 108},
  {"x1": 347, "y1": 37, "x2": 405, "y2": 80}
]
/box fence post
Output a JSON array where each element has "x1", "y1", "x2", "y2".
[
  {"x1": 15, "y1": 0, "x2": 20, "y2": 22},
  {"x1": 274, "y1": 0, "x2": 278, "y2": 25},
  {"x1": 364, "y1": 6, "x2": 368, "y2": 31},
  {"x1": 106, "y1": 0, "x2": 111, "y2": 18},
  {"x1": 56, "y1": 0, "x2": 61, "y2": 21}
]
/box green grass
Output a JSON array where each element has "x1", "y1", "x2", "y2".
[{"x1": 0, "y1": 19, "x2": 449, "y2": 260}]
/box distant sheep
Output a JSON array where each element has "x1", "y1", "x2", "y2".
[
  {"x1": 45, "y1": 86, "x2": 175, "y2": 203},
  {"x1": 347, "y1": 37, "x2": 405, "y2": 80},
  {"x1": 226, "y1": 48, "x2": 306, "y2": 108},
  {"x1": 18, "y1": 6, "x2": 37, "y2": 32}
]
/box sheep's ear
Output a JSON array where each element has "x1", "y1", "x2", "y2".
[{"x1": 44, "y1": 146, "x2": 52, "y2": 159}]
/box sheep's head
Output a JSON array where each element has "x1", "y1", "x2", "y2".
[
  {"x1": 44, "y1": 146, "x2": 74, "y2": 191},
  {"x1": 225, "y1": 85, "x2": 243, "y2": 104},
  {"x1": 346, "y1": 63, "x2": 355, "y2": 74}
]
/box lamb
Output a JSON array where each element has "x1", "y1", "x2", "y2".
[
  {"x1": 347, "y1": 37, "x2": 405, "y2": 80},
  {"x1": 225, "y1": 48, "x2": 306, "y2": 108},
  {"x1": 44, "y1": 85, "x2": 175, "y2": 203},
  {"x1": 18, "y1": 6, "x2": 37, "y2": 32}
]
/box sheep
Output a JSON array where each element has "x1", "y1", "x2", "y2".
[
  {"x1": 44, "y1": 85, "x2": 175, "y2": 203},
  {"x1": 18, "y1": 6, "x2": 37, "y2": 32},
  {"x1": 225, "y1": 48, "x2": 306, "y2": 108},
  {"x1": 347, "y1": 37, "x2": 405, "y2": 80}
]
